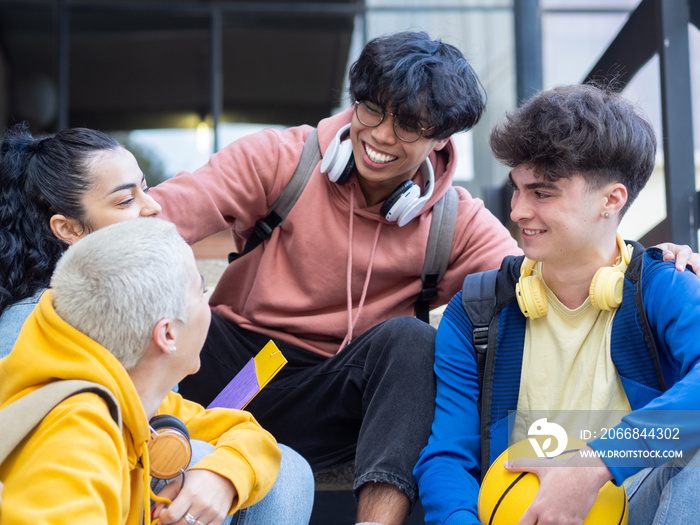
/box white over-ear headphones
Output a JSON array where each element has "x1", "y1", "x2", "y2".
[
  {"x1": 320, "y1": 123, "x2": 355, "y2": 185},
  {"x1": 380, "y1": 159, "x2": 434, "y2": 226},
  {"x1": 320, "y1": 123, "x2": 435, "y2": 227}
]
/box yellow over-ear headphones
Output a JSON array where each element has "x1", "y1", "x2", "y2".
[
  {"x1": 589, "y1": 233, "x2": 631, "y2": 311},
  {"x1": 515, "y1": 257, "x2": 548, "y2": 319},
  {"x1": 516, "y1": 233, "x2": 631, "y2": 319}
]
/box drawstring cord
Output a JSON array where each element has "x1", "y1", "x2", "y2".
[{"x1": 339, "y1": 187, "x2": 382, "y2": 351}]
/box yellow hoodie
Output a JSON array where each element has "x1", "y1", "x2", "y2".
[{"x1": 0, "y1": 292, "x2": 281, "y2": 524}]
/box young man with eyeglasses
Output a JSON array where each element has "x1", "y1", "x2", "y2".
[{"x1": 150, "y1": 32, "x2": 696, "y2": 524}]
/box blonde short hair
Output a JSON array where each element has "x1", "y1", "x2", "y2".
[{"x1": 51, "y1": 218, "x2": 193, "y2": 369}]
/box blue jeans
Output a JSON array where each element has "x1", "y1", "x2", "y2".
[
  {"x1": 627, "y1": 446, "x2": 700, "y2": 524},
  {"x1": 0, "y1": 288, "x2": 43, "y2": 359},
  {"x1": 153, "y1": 441, "x2": 314, "y2": 525}
]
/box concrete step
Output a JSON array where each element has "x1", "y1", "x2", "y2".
[
  {"x1": 313, "y1": 464, "x2": 425, "y2": 524},
  {"x1": 311, "y1": 490, "x2": 426, "y2": 525}
]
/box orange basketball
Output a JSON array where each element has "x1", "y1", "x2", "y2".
[{"x1": 478, "y1": 438, "x2": 628, "y2": 525}]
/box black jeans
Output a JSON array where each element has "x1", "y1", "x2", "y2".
[{"x1": 178, "y1": 313, "x2": 437, "y2": 504}]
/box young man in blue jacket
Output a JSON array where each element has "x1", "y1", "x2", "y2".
[{"x1": 414, "y1": 84, "x2": 700, "y2": 525}]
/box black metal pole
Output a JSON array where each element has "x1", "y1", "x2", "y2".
[
  {"x1": 514, "y1": 0, "x2": 543, "y2": 105},
  {"x1": 210, "y1": 4, "x2": 223, "y2": 153},
  {"x1": 56, "y1": 0, "x2": 70, "y2": 130},
  {"x1": 657, "y1": 0, "x2": 697, "y2": 248}
]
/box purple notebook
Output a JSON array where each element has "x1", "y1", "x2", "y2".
[{"x1": 207, "y1": 358, "x2": 258, "y2": 410}]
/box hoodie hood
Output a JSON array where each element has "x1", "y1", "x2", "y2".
[
  {"x1": 316, "y1": 106, "x2": 458, "y2": 219},
  {"x1": 0, "y1": 291, "x2": 151, "y2": 459}
]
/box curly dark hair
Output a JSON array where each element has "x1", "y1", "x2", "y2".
[
  {"x1": 348, "y1": 31, "x2": 487, "y2": 140},
  {"x1": 0, "y1": 123, "x2": 121, "y2": 314},
  {"x1": 489, "y1": 83, "x2": 656, "y2": 215}
]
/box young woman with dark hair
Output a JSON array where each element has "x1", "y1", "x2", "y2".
[{"x1": 0, "y1": 123, "x2": 161, "y2": 357}]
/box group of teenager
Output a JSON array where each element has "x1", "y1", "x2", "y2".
[{"x1": 1, "y1": 29, "x2": 699, "y2": 525}]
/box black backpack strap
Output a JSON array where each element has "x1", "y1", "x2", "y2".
[
  {"x1": 415, "y1": 186, "x2": 459, "y2": 323},
  {"x1": 462, "y1": 256, "x2": 522, "y2": 479},
  {"x1": 627, "y1": 241, "x2": 667, "y2": 391},
  {"x1": 460, "y1": 269, "x2": 499, "y2": 480},
  {"x1": 229, "y1": 128, "x2": 321, "y2": 263},
  {"x1": 461, "y1": 269, "x2": 499, "y2": 391}
]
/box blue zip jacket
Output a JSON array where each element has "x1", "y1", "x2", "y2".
[{"x1": 414, "y1": 247, "x2": 700, "y2": 525}]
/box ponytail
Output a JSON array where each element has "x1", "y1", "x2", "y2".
[{"x1": 0, "y1": 123, "x2": 121, "y2": 314}]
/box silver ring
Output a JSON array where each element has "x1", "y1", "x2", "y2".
[{"x1": 184, "y1": 513, "x2": 202, "y2": 525}]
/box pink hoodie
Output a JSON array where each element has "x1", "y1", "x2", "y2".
[{"x1": 150, "y1": 107, "x2": 520, "y2": 357}]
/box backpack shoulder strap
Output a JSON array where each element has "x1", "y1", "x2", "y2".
[
  {"x1": 460, "y1": 268, "x2": 499, "y2": 390},
  {"x1": 461, "y1": 256, "x2": 526, "y2": 480},
  {"x1": 461, "y1": 269, "x2": 499, "y2": 480},
  {"x1": 623, "y1": 241, "x2": 667, "y2": 391},
  {"x1": 415, "y1": 186, "x2": 459, "y2": 323},
  {"x1": 0, "y1": 380, "x2": 121, "y2": 464},
  {"x1": 230, "y1": 128, "x2": 322, "y2": 261}
]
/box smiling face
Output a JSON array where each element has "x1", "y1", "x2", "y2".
[
  {"x1": 509, "y1": 165, "x2": 623, "y2": 268},
  {"x1": 50, "y1": 147, "x2": 162, "y2": 243},
  {"x1": 349, "y1": 102, "x2": 447, "y2": 206},
  {"x1": 81, "y1": 148, "x2": 162, "y2": 231}
]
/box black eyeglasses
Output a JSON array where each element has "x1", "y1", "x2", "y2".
[{"x1": 354, "y1": 101, "x2": 435, "y2": 143}]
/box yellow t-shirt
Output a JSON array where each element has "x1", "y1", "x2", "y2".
[{"x1": 511, "y1": 264, "x2": 631, "y2": 445}]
